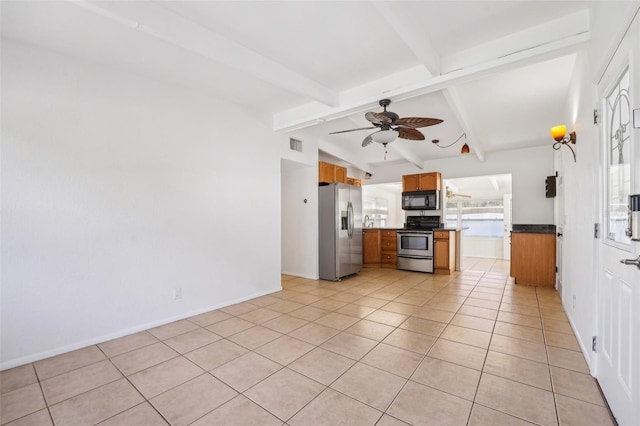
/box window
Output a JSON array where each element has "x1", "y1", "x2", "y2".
[{"x1": 446, "y1": 200, "x2": 504, "y2": 237}]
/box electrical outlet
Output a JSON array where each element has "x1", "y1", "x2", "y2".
[{"x1": 173, "y1": 287, "x2": 182, "y2": 300}]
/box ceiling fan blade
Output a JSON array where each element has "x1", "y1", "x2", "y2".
[
  {"x1": 361, "y1": 134, "x2": 373, "y2": 147},
  {"x1": 397, "y1": 127, "x2": 425, "y2": 140},
  {"x1": 328, "y1": 126, "x2": 377, "y2": 135},
  {"x1": 365, "y1": 111, "x2": 392, "y2": 125},
  {"x1": 446, "y1": 188, "x2": 472, "y2": 198},
  {"x1": 395, "y1": 117, "x2": 443, "y2": 128}
]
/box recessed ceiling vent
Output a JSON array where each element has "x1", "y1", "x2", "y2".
[{"x1": 289, "y1": 138, "x2": 303, "y2": 152}]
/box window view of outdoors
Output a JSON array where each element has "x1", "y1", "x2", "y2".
[{"x1": 446, "y1": 200, "x2": 505, "y2": 237}]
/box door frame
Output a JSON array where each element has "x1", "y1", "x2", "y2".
[{"x1": 503, "y1": 193, "x2": 512, "y2": 260}]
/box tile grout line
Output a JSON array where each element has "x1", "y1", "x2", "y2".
[
  {"x1": 465, "y1": 270, "x2": 501, "y2": 425},
  {"x1": 4, "y1": 266, "x2": 602, "y2": 426}
]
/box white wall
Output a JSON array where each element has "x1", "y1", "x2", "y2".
[
  {"x1": 1, "y1": 40, "x2": 282, "y2": 369},
  {"x1": 463, "y1": 236, "x2": 504, "y2": 259},
  {"x1": 368, "y1": 146, "x2": 555, "y2": 225},
  {"x1": 280, "y1": 129, "x2": 320, "y2": 279},
  {"x1": 281, "y1": 161, "x2": 318, "y2": 279}
]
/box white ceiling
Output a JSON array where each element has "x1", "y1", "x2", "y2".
[{"x1": 2, "y1": 1, "x2": 594, "y2": 172}]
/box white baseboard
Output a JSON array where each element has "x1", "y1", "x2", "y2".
[
  {"x1": 281, "y1": 270, "x2": 319, "y2": 280},
  {"x1": 0, "y1": 286, "x2": 281, "y2": 371}
]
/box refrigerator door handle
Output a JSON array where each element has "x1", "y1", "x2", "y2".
[
  {"x1": 347, "y1": 201, "x2": 353, "y2": 239},
  {"x1": 351, "y1": 202, "x2": 355, "y2": 238}
]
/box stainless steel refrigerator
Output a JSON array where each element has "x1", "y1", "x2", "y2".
[{"x1": 319, "y1": 183, "x2": 363, "y2": 281}]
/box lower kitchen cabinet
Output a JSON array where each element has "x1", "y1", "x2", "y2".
[
  {"x1": 434, "y1": 230, "x2": 456, "y2": 275},
  {"x1": 511, "y1": 232, "x2": 556, "y2": 287},
  {"x1": 363, "y1": 229, "x2": 381, "y2": 266},
  {"x1": 363, "y1": 229, "x2": 397, "y2": 268},
  {"x1": 381, "y1": 230, "x2": 397, "y2": 268}
]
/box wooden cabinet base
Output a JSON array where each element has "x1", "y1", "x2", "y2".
[
  {"x1": 510, "y1": 233, "x2": 556, "y2": 287},
  {"x1": 363, "y1": 229, "x2": 397, "y2": 269},
  {"x1": 434, "y1": 230, "x2": 456, "y2": 275}
]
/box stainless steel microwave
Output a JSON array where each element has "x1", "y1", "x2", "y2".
[{"x1": 402, "y1": 190, "x2": 440, "y2": 210}]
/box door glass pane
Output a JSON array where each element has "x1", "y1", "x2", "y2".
[{"x1": 605, "y1": 66, "x2": 631, "y2": 245}]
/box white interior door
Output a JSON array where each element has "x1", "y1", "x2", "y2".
[
  {"x1": 503, "y1": 194, "x2": 512, "y2": 260},
  {"x1": 596, "y1": 12, "x2": 640, "y2": 425},
  {"x1": 556, "y1": 173, "x2": 564, "y2": 295}
]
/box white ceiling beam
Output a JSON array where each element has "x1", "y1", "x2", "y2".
[
  {"x1": 442, "y1": 87, "x2": 485, "y2": 162},
  {"x1": 274, "y1": 29, "x2": 589, "y2": 133},
  {"x1": 442, "y1": 9, "x2": 590, "y2": 73},
  {"x1": 317, "y1": 137, "x2": 376, "y2": 175},
  {"x1": 69, "y1": 0, "x2": 339, "y2": 107},
  {"x1": 371, "y1": 2, "x2": 441, "y2": 76},
  {"x1": 387, "y1": 143, "x2": 424, "y2": 170},
  {"x1": 490, "y1": 176, "x2": 500, "y2": 192}
]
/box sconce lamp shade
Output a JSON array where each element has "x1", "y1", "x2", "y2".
[
  {"x1": 461, "y1": 143, "x2": 470, "y2": 154},
  {"x1": 550, "y1": 125, "x2": 567, "y2": 141},
  {"x1": 550, "y1": 124, "x2": 577, "y2": 162}
]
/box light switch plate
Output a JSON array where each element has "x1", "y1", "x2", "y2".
[{"x1": 634, "y1": 109, "x2": 640, "y2": 128}]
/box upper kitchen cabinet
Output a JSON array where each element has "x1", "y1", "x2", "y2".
[
  {"x1": 319, "y1": 161, "x2": 347, "y2": 184},
  {"x1": 346, "y1": 177, "x2": 362, "y2": 187},
  {"x1": 402, "y1": 172, "x2": 441, "y2": 192}
]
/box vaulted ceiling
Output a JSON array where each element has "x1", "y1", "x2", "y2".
[{"x1": 2, "y1": 1, "x2": 593, "y2": 172}]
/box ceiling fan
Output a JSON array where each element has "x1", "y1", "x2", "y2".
[
  {"x1": 446, "y1": 186, "x2": 472, "y2": 199},
  {"x1": 329, "y1": 99, "x2": 443, "y2": 148}
]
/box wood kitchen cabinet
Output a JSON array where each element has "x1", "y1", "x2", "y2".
[
  {"x1": 346, "y1": 177, "x2": 362, "y2": 186},
  {"x1": 402, "y1": 172, "x2": 442, "y2": 191},
  {"x1": 363, "y1": 229, "x2": 381, "y2": 266},
  {"x1": 363, "y1": 229, "x2": 397, "y2": 268},
  {"x1": 511, "y1": 232, "x2": 556, "y2": 287},
  {"x1": 434, "y1": 230, "x2": 456, "y2": 275},
  {"x1": 318, "y1": 161, "x2": 347, "y2": 184},
  {"x1": 381, "y1": 230, "x2": 397, "y2": 268}
]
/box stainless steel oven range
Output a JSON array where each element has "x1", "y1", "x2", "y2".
[{"x1": 397, "y1": 216, "x2": 440, "y2": 273}]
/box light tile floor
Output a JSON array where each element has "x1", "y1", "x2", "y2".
[{"x1": 1, "y1": 264, "x2": 616, "y2": 426}]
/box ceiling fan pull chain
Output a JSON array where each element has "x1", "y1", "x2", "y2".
[{"x1": 383, "y1": 142, "x2": 388, "y2": 160}]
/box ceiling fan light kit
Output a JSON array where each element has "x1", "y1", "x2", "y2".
[{"x1": 550, "y1": 125, "x2": 577, "y2": 162}]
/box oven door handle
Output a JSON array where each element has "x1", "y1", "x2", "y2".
[{"x1": 397, "y1": 254, "x2": 433, "y2": 259}]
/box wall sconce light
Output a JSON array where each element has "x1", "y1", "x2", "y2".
[{"x1": 550, "y1": 125, "x2": 577, "y2": 162}]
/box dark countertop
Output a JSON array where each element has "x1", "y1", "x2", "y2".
[
  {"x1": 511, "y1": 224, "x2": 556, "y2": 234},
  {"x1": 362, "y1": 227, "x2": 465, "y2": 231},
  {"x1": 362, "y1": 227, "x2": 402, "y2": 230}
]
